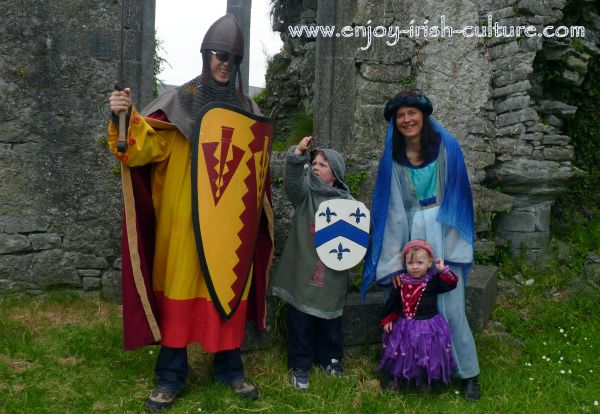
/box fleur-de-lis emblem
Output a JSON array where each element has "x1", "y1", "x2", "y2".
[
  {"x1": 329, "y1": 243, "x2": 351, "y2": 261},
  {"x1": 319, "y1": 206, "x2": 337, "y2": 223},
  {"x1": 349, "y1": 207, "x2": 367, "y2": 224}
]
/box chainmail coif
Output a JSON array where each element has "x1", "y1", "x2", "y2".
[{"x1": 177, "y1": 50, "x2": 250, "y2": 120}]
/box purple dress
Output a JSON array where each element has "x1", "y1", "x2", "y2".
[{"x1": 379, "y1": 269, "x2": 457, "y2": 386}]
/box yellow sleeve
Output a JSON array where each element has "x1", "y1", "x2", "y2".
[{"x1": 107, "y1": 107, "x2": 175, "y2": 166}]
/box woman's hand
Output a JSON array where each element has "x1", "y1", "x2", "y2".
[
  {"x1": 294, "y1": 136, "x2": 313, "y2": 155},
  {"x1": 391, "y1": 274, "x2": 402, "y2": 289}
]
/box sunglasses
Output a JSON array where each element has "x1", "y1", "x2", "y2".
[{"x1": 210, "y1": 50, "x2": 241, "y2": 64}]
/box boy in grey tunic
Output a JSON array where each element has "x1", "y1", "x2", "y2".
[{"x1": 271, "y1": 136, "x2": 353, "y2": 391}]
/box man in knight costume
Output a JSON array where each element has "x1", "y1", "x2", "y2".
[{"x1": 108, "y1": 14, "x2": 274, "y2": 412}]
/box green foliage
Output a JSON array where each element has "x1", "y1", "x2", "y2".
[
  {"x1": 111, "y1": 164, "x2": 121, "y2": 176},
  {"x1": 398, "y1": 75, "x2": 416, "y2": 87},
  {"x1": 153, "y1": 34, "x2": 169, "y2": 99},
  {"x1": 253, "y1": 88, "x2": 269, "y2": 109},
  {"x1": 96, "y1": 137, "x2": 108, "y2": 148},
  {"x1": 2, "y1": 278, "x2": 600, "y2": 412},
  {"x1": 548, "y1": 52, "x2": 600, "y2": 242},
  {"x1": 289, "y1": 106, "x2": 313, "y2": 144},
  {"x1": 345, "y1": 169, "x2": 369, "y2": 198},
  {"x1": 265, "y1": 53, "x2": 291, "y2": 80}
]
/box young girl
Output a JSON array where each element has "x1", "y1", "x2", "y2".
[
  {"x1": 379, "y1": 239, "x2": 457, "y2": 391},
  {"x1": 271, "y1": 136, "x2": 353, "y2": 391}
]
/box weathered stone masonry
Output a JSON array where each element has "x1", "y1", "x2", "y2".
[{"x1": 0, "y1": 0, "x2": 155, "y2": 296}]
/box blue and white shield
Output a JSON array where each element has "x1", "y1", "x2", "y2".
[{"x1": 314, "y1": 199, "x2": 370, "y2": 271}]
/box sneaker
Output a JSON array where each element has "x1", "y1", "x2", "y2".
[
  {"x1": 290, "y1": 369, "x2": 309, "y2": 391},
  {"x1": 144, "y1": 386, "x2": 181, "y2": 412},
  {"x1": 324, "y1": 359, "x2": 343, "y2": 377},
  {"x1": 229, "y1": 379, "x2": 259, "y2": 400}
]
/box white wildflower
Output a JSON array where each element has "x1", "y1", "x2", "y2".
[{"x1": 560, "y1": 370, "x2": 565, "y2": 374}]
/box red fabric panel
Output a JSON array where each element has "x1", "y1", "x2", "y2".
[
  {"x1": 121, "y1": 165, "x2": 161, "y2": 351},
  {"x1": 155, "y1": 293, "x2": 247, "y2": 352}
]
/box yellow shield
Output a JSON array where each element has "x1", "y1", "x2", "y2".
[{"x1": 191, "y1": 103, "x2": 273, "y2": 320}]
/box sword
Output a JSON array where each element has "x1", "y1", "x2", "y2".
[{"x1": 115, "y1": 0, "x2": 127, "y2": 153}]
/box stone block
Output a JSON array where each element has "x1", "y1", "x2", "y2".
[
  {"x1": 30, "y1": 250, "x2": 81, "y2": 288},
  {"x1": 492, "y1": 80, "x2": 531, "y2": 98},
  {"x1": 496, "y1": 230, "x2": 550, "y2": 249},
  {"x1": 562, "y1": 69, "x2": 584, "y2": 86},
  {"x1": 542, "y1": 147, "x2": 574, "y2": 162},
  {"x1": 343, "y1": 291, "x2": 385, "y2": 346},
  {"x1": 101, "y1": 270, "x2": 121, "y2": 302},
  {"x1": 0, "y1": 233, "x2": 31, "y2": 254},
  {"x1": 79, "y1": 269, "x2": 102, "y2": 278},
  {"x1": 544, "y1": 115, "x2": 563, "y2": 129},
  {"x1": 466, "y1": 150, "x2": 496, "y2": 170},
  {"x1": 475, "y1": 239, "x2": 496, "y2": 256},
  {"x1": 496, "y1": 123, "x2": 527, "y2": 137},
  {"x1": 536, "y1": 100, "x2": 577, "y2": 117},
  {"x1": 466, "y1": 265, "x2": 498, "y2": 332},
  {"x1": 1, "y1": 216, "x2": 50, "y2": 234},
  {"x1": 496, "y1": 108, "x2": 539, "y2": 127},
  {"x1": 492, "y1": 63, "x2": 534, "y2": 88},
  {"x1": 30, "y1": 233, "x2": 62, "y2": 250},
  {"x1": 542, "y1": 135, "x2": 570, "y2": 145},
  {"x1": 497, "y1": 210, "x2": 537, "y2": 232},
  {"x1": 528, "y1": 203, "x2": 552, "y2": 232},
  {"x1": 494, "y1": 95, "x2": 530, "y2": 114},
  {"x1": 359, "y1": 63, "x2": 411, "y2": 83},
  {"x1": 488, "y1": 41, "x2": 520, "y2": 59},
  {"x1": 527, "y1": 123, "x2": 556, "y2": 134},
  {"x1": 472, "y1": 185, "x2": 514, "y2": 212},
  {"x1": 0, "y1": 254, "x2": 33, "y2": 279},
  {"x1": 82, "y1": 276, "x2": 101, "y2": 291},
  {"x1": 67, "y1": 252, "x2": 108, "y2": 269}
]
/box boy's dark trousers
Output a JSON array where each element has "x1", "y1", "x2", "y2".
[{"x1": 286, "y1": 303, "x2": 343, "y2": 371}]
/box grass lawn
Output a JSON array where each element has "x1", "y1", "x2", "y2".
[{"x1": 1, "y1": 271, "x2": 599, "y2": 413}]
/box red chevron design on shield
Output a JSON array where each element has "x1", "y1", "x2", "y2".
[{"x1": 202, "y1": 126, "x2": 245, "y2": 205}]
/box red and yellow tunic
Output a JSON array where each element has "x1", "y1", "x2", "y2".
[{"x1": 108, "y1": 108, "x2": 273, "y2": 352}]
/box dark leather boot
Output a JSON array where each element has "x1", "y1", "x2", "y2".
[{"x1": 461, "y1": 376, "x2": 481, "y2": 402}]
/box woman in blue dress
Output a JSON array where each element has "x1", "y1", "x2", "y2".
[{"x1": 361, "y1": 90, "x2": 481, "y2": 401}]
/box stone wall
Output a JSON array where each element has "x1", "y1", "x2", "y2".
[
  {"x1": 265, "y1": 0, "x2": 600, "y2": 260},
  {"x1": 0, "y1": 0, "x2": 155, "y2": 295}
]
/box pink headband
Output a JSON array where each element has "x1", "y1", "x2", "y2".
[{"x1": 401, "y1": 239, "x2": 434, "y2": 261}]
